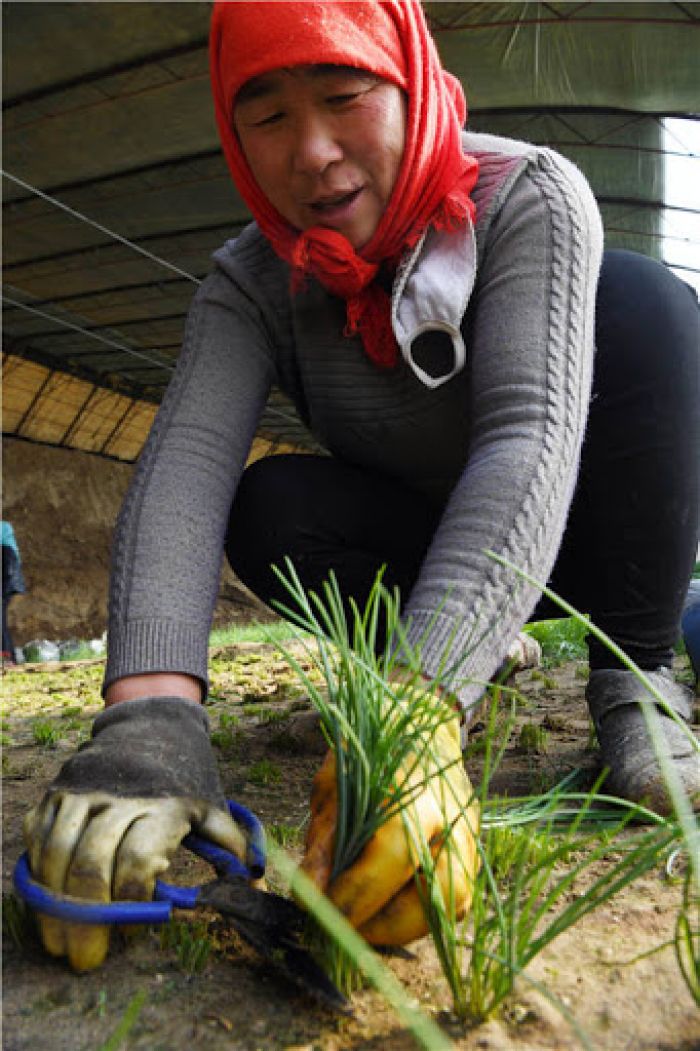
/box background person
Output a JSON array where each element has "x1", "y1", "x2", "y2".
[
  {"x1": 23, "y1": 0, "x2": 699, "y2": 973},
  {"x1": 2, "y1": 521, "x2": 26, "y2": 666}
]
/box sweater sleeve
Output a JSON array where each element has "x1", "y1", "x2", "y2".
[
  {"x1": 103, "y1": 267, "x2": 277, "y2": 696},
  {"x1": 402, "y1": 149, "x2": 604, "y2": 712}
]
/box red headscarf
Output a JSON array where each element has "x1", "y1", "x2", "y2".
[{"x1": 210, "y1": 1, "x2": 478, "y2": 368}]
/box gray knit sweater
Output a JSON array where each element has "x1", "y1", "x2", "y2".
[{"x1": 105, "y1": 132, "x2": 603, "y2": 713}]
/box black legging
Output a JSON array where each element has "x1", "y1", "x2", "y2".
[{"x1": 226, "y1": 251, "x2": 700, "y2": 671}]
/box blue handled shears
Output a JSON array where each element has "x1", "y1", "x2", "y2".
[
  {"x1": 13, "y1": 799, "x2": 348, "y2": 1011},
  {"x1": 13, "y1": 800, "x2": 265, "y2": 925}
]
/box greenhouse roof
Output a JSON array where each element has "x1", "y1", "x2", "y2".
[{"x1": 3, "y1": 2, "x2": 698, "y2": 460}]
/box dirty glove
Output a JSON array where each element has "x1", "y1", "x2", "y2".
[
  {"x1": 301, "y1": 710, "x2": 480, "y2": 946},
  {"x1": 23, "y1": 697, "x2": 247, "y2": 972}
]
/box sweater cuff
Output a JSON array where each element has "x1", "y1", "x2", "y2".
[
  {"x1": 103, "y1": 619, "x2": 210, "y2": 698},
  {"x1": 401, "y1": 608, "x2": 503, "y2": 718}
]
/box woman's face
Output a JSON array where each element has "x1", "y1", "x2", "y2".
[{"x1": 233, "y1": 66, "x2": 407, "y2": 250}]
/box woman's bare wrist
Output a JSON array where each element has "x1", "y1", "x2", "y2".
[{"x1": 104, "y1": 673, "x2": 203, "y2": 706}]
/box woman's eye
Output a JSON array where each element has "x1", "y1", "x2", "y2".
[
  {"x1": 328, "y1": 91, "x2": 362, "y2": 106},
  {"x1": 252, "y1": 111, "x2": 284, "y2": 128}
]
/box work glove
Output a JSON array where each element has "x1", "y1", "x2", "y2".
[
  {"x1": 23, "y1": 696, "x2": 248, "y2": 972},
  {"x1": 301, "y1": 709, "x2": 480, "y2": 946}
]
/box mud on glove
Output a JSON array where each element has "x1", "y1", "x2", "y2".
[{"x1": 23, "y1": 696, "x2": 247, "y2": 972}]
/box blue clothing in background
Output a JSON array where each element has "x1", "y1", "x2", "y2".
[
  {"x1": 2, "y1": 523, "x2": 25, "y2": 659},
  {"x1": 0, "y1": 521, "x2": 19, "y2": 563},
  {"x1": 682, "y1": 578, "x2": 700, "y2": 681},
  {"x1": 1, "y1": 522, "x2": 25, "y2": 597},
  {"x1": 1, "y1": 522, "x2": 21, "y2": 563}
]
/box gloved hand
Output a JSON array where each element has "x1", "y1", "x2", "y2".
[
  {"x1": 23, "y1": 696, "x2": 248, "y2": 972},
  {"x1": 301, "y1": 710, "x2": 480, "y2": 945}
]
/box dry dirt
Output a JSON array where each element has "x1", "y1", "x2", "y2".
[
  {"x1": 2, "y1": 437, "x2": 272, "y2": 645},
  {"x1": 2, "y1": 645, "x2": 699, "y2": 1051}
]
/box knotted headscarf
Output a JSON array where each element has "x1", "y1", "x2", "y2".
[{"x1": 210, "y1": 1, "x2": 478, "y2": 368}]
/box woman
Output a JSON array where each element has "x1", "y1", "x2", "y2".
[{"x1": 24, "y1": 1, "x2": 699, "y2": 972}]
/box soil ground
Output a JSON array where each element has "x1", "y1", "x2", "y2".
[
  {"x1": 2, "y1": 437, "x2": 273, "y2": 646},
  {"x1": 2, "y1": 644, "x2": 699, "y2": 1051}
]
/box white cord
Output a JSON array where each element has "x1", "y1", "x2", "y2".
[
  {"x1": 2, "y1": 169, "x2": 202, "y2": 286},
  {"x1": 2, "y1": 293, "x2": 175, "y2": 373}
]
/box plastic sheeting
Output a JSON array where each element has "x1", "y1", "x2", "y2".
[
  {"x1": 2, "y1": 2, "x2": 698, "y2": 459},
  {"x1": 428, "y1": 2, "x2": 699, "y2": 112}
]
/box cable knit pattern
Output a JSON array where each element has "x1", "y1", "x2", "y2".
[
  {"x1": 104, "y1": 132, "x2": 603, "y2": 710},
  {"x1": 402, "y1": 146, "x2": 601, "y2": 708}
]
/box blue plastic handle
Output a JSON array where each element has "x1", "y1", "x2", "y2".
[
  {"x1": 13, "y1": 854, "x2": 174, "y2": 925},
  {"x1": 13, "y1": 800, "x2": 266, "y2": 925}
]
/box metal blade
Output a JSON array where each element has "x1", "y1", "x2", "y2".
[
  {"x1": 198, "y1": 878, "x2": 350, "y2": 1013},
  {"x1": 199, "y1": 877, "x2": 304, "y2": 934}
]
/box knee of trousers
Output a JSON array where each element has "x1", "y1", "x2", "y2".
[
  {"x1": 225, "y1": 454, "x2": 319, "y2": 587},
  {"x1": 593, "y1": 251, "x2": 700, "y2": 419},
  {"x1": 597, "y1": 250, "x2": 698, "y2": 352}
]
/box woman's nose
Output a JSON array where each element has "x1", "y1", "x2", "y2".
[{"x1": 291, "y1": 113, "x2": 343, "y2": 175}]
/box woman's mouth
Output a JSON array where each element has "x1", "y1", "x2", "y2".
[{"x1": 309, "y1": 188, "x2": 363, "y2": 220}]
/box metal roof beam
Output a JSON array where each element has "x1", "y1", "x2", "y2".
[
  {"x1": 471, "y1": 107, "x2": 700, "y2": 119},
  {"x1": 1, "y1": 149, "x2": 224, "y2": 205},
  {"x1": 597, "y1": 197, "x2": 700, "y2": 215},
  {"x1": 14, "y1": 371, "x2": 55, "y2": 436},
  {"x1": 98, "y1": 399, "x2": 137, "y2": 457},
  {"x1": 430, "y1": 11, "x2": 700, "y2": 31},
  {"x1": 1, "y1": 340, "x2": 161, "y2": 404},
  {"x1": 2, "y1": 293, "x2": 175, "y2": 372},
  {"x1": 1, "y1": 221, "x2": 235, "y2": 274},
  {"x1": 57, "y1": 386, "x2": 101, "y2": 448},
  {"x1": 3, "y1": 41, "x2": 207, "y2": 110},
  {"x1": 4, "y1": 277, "x2": 192, "y2": 310}
]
